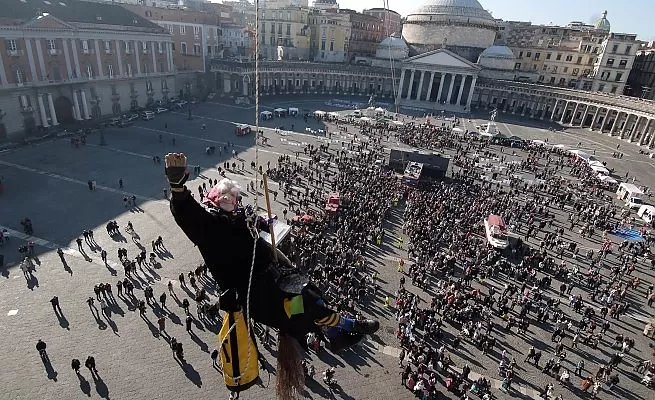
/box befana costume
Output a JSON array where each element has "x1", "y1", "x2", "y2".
[{"x1": 164, "y1": 153, "x2": 379, "y2": 398}]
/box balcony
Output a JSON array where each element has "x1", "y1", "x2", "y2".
[{"x1": 7, "y1": 49, "x2": 23, "y2": 57}]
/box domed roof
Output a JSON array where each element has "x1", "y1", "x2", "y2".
[
  {"x1": 410, "y1": 0, "x2": 493, "y2": 20},
  {"x1": 379, "y1": 34, "x2": 408, "y2": 49},
  {"x1": 479, "y1": 45, "x2": 515, "y2": 59},
  {"x1": 594, "y1": 10, "x2": 610, "y2": 32}
]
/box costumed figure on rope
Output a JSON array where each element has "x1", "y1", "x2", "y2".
[{"x1": 164, "y1": 153, "x2": 380, "y2": 399}]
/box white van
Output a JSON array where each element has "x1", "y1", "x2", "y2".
[
  {"x1": 616, "y1": 182, "x2": 644, "y2": 209},
  {"x1": 638, "y1": 205, "x2": 655, "y2": 224}
]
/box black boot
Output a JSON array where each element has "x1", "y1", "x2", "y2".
[{"x1": 353, "y1": 319, "x2": 380, "y2": 335}]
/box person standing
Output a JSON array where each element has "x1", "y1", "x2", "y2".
[
  {"x1": 36, "y1": 339, "x2": 48, "y2": 359},
  {"x1": 85, "y1": 356, "x2": 97, "y2": 375},
  {"x1": 159, "y1": 292, "x2": 167, "y2": 308},
  {"x1": 158, "y1": 316, "x2": 167, "y2": 336},
  {"x1": 185, "y1": 315, "x2": 193, "y2": 332},
  {"x1": 211, "y1": 349, "x2": 219, "y2": 367},
  {"x1": 71, "y1": 358, "x2": 81, "y2": 374},
  {"x1": 50, "y1": 296, "x2": 61, "y2": 314}
]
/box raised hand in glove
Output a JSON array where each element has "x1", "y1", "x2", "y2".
[{"x1": 164, "y1": 152, "x2": 189, "y2": 189}]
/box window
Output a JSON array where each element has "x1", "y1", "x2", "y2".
[
  {"x1": 143, "y1": 63, "x2": 149, "y2": 74},
  {"x1": 572, "y1": 68, "x2": 579, "y2": 76},
  {"x1": 565, "y1": 55, "x2": 572, "y2": 62},
  {"x1": 542, "y1": 64, "x2": 548, "y2": 71},
  {"x1": 558, "y1": 78, "x2": 566, "y2": 85},
  {"x1": 619, "y1": 59, "x2": 628, "y2": 68},
  {"x1": 610, "y1": 85, "x2": 617, "y2": 94},
  {"x1": 287, "y1": 11, "x2": 291, "y2": 21},
  {"x1": 286, "y1": 23, "x2": 291, "y2": 36},
  {"x1": 546, "y1": 53, "x2": 551, "y2": 60},
  {"x1": 81, "y1": 40, "x2": 89, "y2": 53},
  {"x1": 518, "y1": 51, "x2": 523, "y2": 58},
  {"x1": 615, "y1": 72, "x2": 623, "y2": 81},
  {"x1": 171, "y1": 43, "x2": 175, "y2": 51},
  {"x1": 625, "y1": 46, "x2": 632, "y2": 55},
  {"x1": 534, "y1": 52, "x2": 540, "y2": 60},
  {"x1": 321, "y1": 40, "x2": 325, "y2": 51},
  {"x1": 105, "y1": 41, "x2": 111, "y2": 52},
  {"x1": 278, "y1": 23, "x2": 282, "y2": 34},
  {"x1": 207, "y1": 45, "x2": 212, "y2": 54},
  {"x1": 194, "y1": 26, "x2": 200, "y2": 37},
  {"x1": 552, "y1": 65, "x2": 558, "y2": 72},
  {"x1": 47, "y1": 39, "x2": 56, "y2": 50},
  {"x1": 181, "y1": 42, "x2": 187, "y2": 54},
  {"x1": 107, "y1": 64, "x2": 113, "y2": 78},
  {"x1": 526, "y1": 51, "x2": 531, "y2": 58},
  {"x1": 271, "y1": 23, "x2": 275, "y2": 34},
  {"x1": 538, "y1": 75, "x2": 544, "y2": 82},
  {"x1": 15, "y1": 68, "x2": 24, "y2": 84},
  {"x1": 330, "y1": 40, "x2": 334, "y2": 51},
  {"x1": 576, "y1": 56, "x2": 582, "y2": 64},
  {"x1": 563, "y1": 67, "x2": 568, "y2": 73},
  {"x1": 612, "y1": 44, "x2": 618, "y2": 53},
  {"x1": 168, "y1": 25, "x2": 173, "y2": 34},
  {"x1": 86, "y1": 64, "x2": 93, "y2": 79},
  {"x1": 19, "y1": 94, "x2": 29, "y2": 108},
  {"x1": 261, "y1": 24, "x2": 265, "y2": 33},
  {"x1": 549, "y1": 77, "x2": 555, "y2": 84},
  {"x1": 556, "y1": 53, "x2": 562, "y2": 61},
  {"x1": 514, "y1": 62, "x2": 521, "y2": 70},
  {"x1": 606, "y1": 58, "x2": 614, "y2": 67},
  {"x1": 269, "y1": 37, "x2": 275, "y2": 45},
  {"x1": 180, "y1": 25, "x2": 186, "y2": 35},
  {"x1": 7, "y1": 39, "x2": 17, "y2": 51},
  {"x1": 598, "y1": 84, "x2": 605, "y2": 92},
  {"x1": 193, "y1": 44, "x2": 200, "y2": 55}
]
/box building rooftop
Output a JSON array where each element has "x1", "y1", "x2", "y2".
[
  {"x1": 409, "y1": 0, "x2": 493, "y2": 20},
  {"x1": 594, "y1": 10, "x2": 611, "y2": 32},
  {"x1": 0, "y1": 0, "x2": 165, "y2": 32}
]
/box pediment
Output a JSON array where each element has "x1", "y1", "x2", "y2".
[
  {"x1": 24, "y1": 14, "x2": 74, "y2": 30},
  {"x1": 404, "y1": 49, "x2": 480, "y2": 71}
]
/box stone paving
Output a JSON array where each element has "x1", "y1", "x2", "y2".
[{"x1": 0, "y1": 95, "x2": 653, "y2": 400}]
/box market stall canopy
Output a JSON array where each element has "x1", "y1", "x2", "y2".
[
  {"x1": 597, "y1": 175, "x2": 617, "y2": 183},
  {"x1": 591, "y1": 165, "x2": 610, "y2": 175},
  {"x1": 552, "y1": 144, "x2": 568, "y2": 150},
  {"x1": 327, "y1": 111, "x2": 340, "y2": 117},
  {"x1": 588, "y1": 160, "x2": 605, "y2": 168},
  {"x1": 532, "y1": 139, "x2": 547, "y2": 145},
  {"x1": 452, "y1": 127, "x2": 464, "y2": 133},
  {"x1": 288, "y1": 107, "x2": 299, "y2": 113},
  {"x1": 274, "y1": 108, "x2": 286, "y2": 112}
]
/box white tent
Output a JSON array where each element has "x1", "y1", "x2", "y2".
[
  {"x1": 591, "y1": 165, "x2": 610, "y2": 175},
  {"x1": 274, "y1": 108, "x2": 286, "y2": 113},
  {"x1": 314, "y1": 110, "x2": 326, "y2": 116},
  {"x1": 374, "y1": 107, "x2": 385, "y2": 112},
  {"x1": 452, "y1": 127, "x2": 464, "y2": 133},
  {"x1": 360, "y1": 116, "x2": 372, "y2": 122},
  {"x1": 532, "y1": 139, "x2": 547, "y2": 145},
  {"x1": 597, "y1": 174, "x2": 617, "y2": 183},
  {"x1": 392, "y1": 120, "x2": 404, "y2": 126},
  {"x1": 569, "y1": 149, "x2": 592, "y2": 161},
  {"x1": 552, "y1": 144, "x2": 568, "y2": 150},
  {"x1": 288, "y1": 107, "x2": 299, "y2": 115},
  {"x1": 327, "y1": 111, "x2": 340, "y2": 117}
]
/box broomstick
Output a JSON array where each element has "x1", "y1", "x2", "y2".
[{"x1": 262, "y1": 173, "x2": 305, "y2": 400}]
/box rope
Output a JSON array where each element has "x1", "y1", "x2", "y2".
[
  {"x1": 384, "y1": 0, "x2": 399, "y2": 114},
  {"x1": 221, "y1": 0, "x2": 261, "y2": 386}
]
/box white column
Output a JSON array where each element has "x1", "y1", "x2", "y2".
[
  {"x1": 456, "y1": 74, "x2": 466, "y2": 106},
  {"x1": 621, "y1": 114, "x2": 632, "y2": 137},
  {"x1": 94, "y1": 39, "x2": 104, "y2": 78},
  {"x1": 446, "y1": 74, "x2": 455, "y2": 104},
  {"x1": 579, "y1": 104, "x2": 588, "y2": 127},
  {"x1": 242, "y1": 78, "x2": 248, "y2": 96},
  {"x1": 0, "y1": 50, "x2": 7, "y2": 86},
  {"x1": 639, "y1": 120, "x2": 650, "y2": 145},
  {"x1": 167, "y1": 42, "x2": 174, "y2": 72},
  {"x1": 80, "y1": 90, "x2": 90, "y2": 119},
  {"x1": 151, "y1": 42, "x2": 157, "y2": 73},
  {"x1": 559, "y1": 101, "x2": 569, "y2": 123},
  {"x1": 436, "y1": 73, "x2": 445, "y2": 103},
  {"x1": 569, "y1": 102, "x2": 581, "y2": 126},
  {"x1": 47, "y1": 94, "x2": 58, "y2": 125},
  {"x1": 62, "y1": 39, "x2": 73, "y2": 79},
  {"x1": 134, "y1": 41, "x2": 141, "y2": 75},
  {"x1": 416, "y1": 70, "x2": 425, "y2": 101},
  {"x1": 72, "y1": 90, "x2": 82, "y2": 120},
  {"x1": 425, "y1": 72, "x2": 435, "y2": 101},
  {"x1": 116, "y1": 40, "x2": 124, "y2": 77},
  {"x1": 224, "y1": 78, "x2": 231, "y2": 93},
  {"x1": 25, "y1": 39, "x2": 38, "y2": 83},
  {"x1": 465, "y1": 76, "x2": 477, "y2": 109},
  {"x1": 649, "y1": 123, "x2": 655, "y2": 147},
  {"x1": 550, "y1": 99, "x2": 559, "y2": 120},
  {"x1": 610, "y1": 111, "x2": 621, "y2": 135},
  {"x1": 396, "y1": 69, "x2": 406, "y2": 102},
  {"x1": 630, "y1": 117, "x2": 641, "y2": 141},
  {"x1": 37, "y1": 94, "x2": 49, "y2": 127},
  {"x1": 35, "y1": 39, "x2": 46, "y2": 81},
  {"x1": 407, "y1": 69, "x2": 415, "y2": 99},
  {"x1": 589, "y1": 107, "x2": 601, "y2": 131},
  {"x1": 71, "y1": 40, "x2": 81, "y2": 79}
]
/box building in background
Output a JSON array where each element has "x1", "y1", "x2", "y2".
[
  {"x1": 312, "y1": 0, "x2": 339, "y2": 12},
  {"x1": 122, "y1": 3, "x2": 222, "y2": 72},
  {"x1": 363, "y1": 8, "x2": 401, "y2": 37},
  {"x1": 495, "y1": 11, "x2": 639, "y2": 94},
  {"x1": 402, "y1": 0, "x2": 497, "y2": 63},
  {"x1": 626, "y1": 42, "x2": 655, "y2": 100},
  {"x1": 340, "y1": 9, "x2": 383, "y2": 63},
  {"x1": 221, "y1": 25, "x2": 254, "y2": 58},
  {"x1": 222, "y1": 0, "x2": 255, "y2": 28},
  {"x1": 259, "y1": 7, "x2": 311, "y2": 61},
  {"x1": 308, "y1": 10, "x2": 350, "y2": 63},
  {"x1": 0, "y1": 0, "x2": 176, "y2": 140},
  {"x1": 263, "y1": 0, "x2": 309, "y2": 8}
]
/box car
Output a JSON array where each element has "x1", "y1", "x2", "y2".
[
  {"x1": 142, "y1": 111, "x2": 155, "y2": 121},
  {"x1": 177, "y1": 100, "x2": 188, "y2": 107},
  {"x1": 123, "y1": 113, "x2": 139, "y2": 122},
  {"x1": 155, "y1": 107, "x2": 168, "y2": 114}
]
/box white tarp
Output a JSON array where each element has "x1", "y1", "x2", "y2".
[
  {"x1": 552, "y1": 144, "x2": 568, "y2": 150},
  {"x1": 314, "y1": 110, "x2": 326, "y2": 116},
  {"x1": 374, "y1": 107, "x2": 385, "y2": 112},
  {"x1": 588, "y1": 160, "x2": 605, "y2": 168},
  {"x1": 597, "y1": 174, "x2": 617, "y2": 183},
  {"x1": 591, "y1": 165, "x2": 610, "y2": 175},
  {"x1": 452, "y1": 127, "x2": 464, "y2": 133}
]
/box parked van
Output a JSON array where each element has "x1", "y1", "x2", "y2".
[
  {"x1": 142, "y1": 111, "x2": 155, "y2": 121},
  {"x1": 617, "y1": 182, "x2": 644, "y2": 209},
  {"x1": 637, "y1": 205, "x2": 655, "y2": 224}
]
